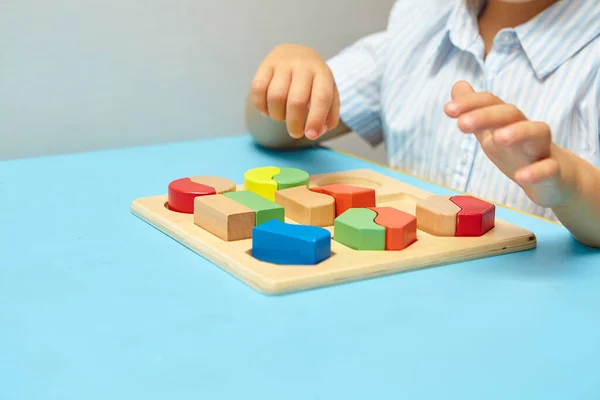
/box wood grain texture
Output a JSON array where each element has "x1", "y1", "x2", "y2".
[
  {"x1": 131, "y1": 169, "x2": 537, "y2": 295},
  {"x1": 415, "y1": 195, "x2": 461, "y2": 236},
  {"x1": 193, "y1": 194, "x2": 255, "y2": 241},
  {"x1": 274, "y1": 186, "x2": 335, "y2": 227}
]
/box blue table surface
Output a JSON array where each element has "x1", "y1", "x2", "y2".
[{"x1": 1, "y1": 135, "x2": 599, "y2": 400}]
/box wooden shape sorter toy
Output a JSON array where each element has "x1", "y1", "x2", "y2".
[{"x1": 131, "y1": 168, "x2": 537, "y2": 295}]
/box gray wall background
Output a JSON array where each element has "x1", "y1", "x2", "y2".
[{"x1": 0, "y1": 0, "x2": 392, "y2": 162}]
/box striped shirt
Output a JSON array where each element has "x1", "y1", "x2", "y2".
[{"x1": 327, "y1": 0, "x2": 600, "y2": 220}]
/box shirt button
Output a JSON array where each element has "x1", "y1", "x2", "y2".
[
  {"x1": 495, "y1": 30, "x2": 516, "y2": 47},
  {"x1": 460, "y1": 154, "x2": 468, "y2": 166}
]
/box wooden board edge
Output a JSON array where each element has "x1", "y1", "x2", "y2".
[
  {"x1": 130, "y1": 199, "x2": 281, "y2": 295},
  {"x1": 130, "y1": 196, "x2": 537, "y2": 295},
  {"x1": 130, "y1": 163, "x2": 540, "y2": 294},
  {"x1": 266, "y1": 234, "x2": 537, "y2": 294}
]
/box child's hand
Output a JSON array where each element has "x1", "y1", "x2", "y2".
[
  {"x1": 250, "y1": 44, "x2": 340, "y2": 140},
  {"x1": 444, "y1": 81, "x2": 577, "y2": 208}
]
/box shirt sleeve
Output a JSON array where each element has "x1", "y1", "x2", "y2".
[{"x1": 326, "y1": 30, "x2": 389, "y2": 147}]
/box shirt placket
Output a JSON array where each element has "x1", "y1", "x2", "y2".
[
  {"x1": 452, "y1": 136, "x2": 478, "y2": 191},
  {"x1": 451, "y1": 40, "x2": 485, "y2": 192},
  {"x1": 459, "y1": 29, "x2": 518, "y2": 193}
]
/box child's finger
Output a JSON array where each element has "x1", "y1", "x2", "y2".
[
  {"x1": 266, "y1": 68, "x2": 292, "y2": 121},
  {"x1": 450, "y1": 80, "x2": 475, "y2": 100},
  {"x1": 514, "y1": 158, "x2": 560, "y2": 185},
  {"x1": 457, "y1": 104, "x2": 526, "y2": 133},
  {"x1": 285, "y1": 69, "x2": 314, "y2": 139},
  {"x1": 446, "y1": 92, "x2": 505, "y2": 117},
  {"x1": 250, "y1": 65, "x2": 274, "y2": 116},
  {"x1": 493, "y1": 121, "x2": 552, "y2": 158},
  {"x1": 305, "y1": 71, "x2": 334, "y2": 140},
  {"x1": 324, "y1": 84, "x2": 341, "y2": 136}
]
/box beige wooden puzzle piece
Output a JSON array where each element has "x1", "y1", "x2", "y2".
[
  {"x1": 415, "y1": 195, "x2": 461, "y2": 236},
  {"x1": 189, "y1": 176, "x2": 236, "y2": 194},
  {"x1": 274, "y1": 186, "x2": 335, "y2": 227},
  {"x1": 194, "y1": 194, "x2": 255, "y2": 241}
]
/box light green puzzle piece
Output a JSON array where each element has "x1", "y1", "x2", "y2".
[
  {"x1": 333, "y1": 208, "x2": 385, "y2": 251},
  {"x1": 273, "y1": 167, "x2": 309, "y2": 190},
  {"x1": 223, "y1": 190, "x2": 285, "y2": 226}
]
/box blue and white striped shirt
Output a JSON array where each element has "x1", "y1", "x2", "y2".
[{"x1": 327, "y1": 0, "x2": 600, "y2": 220}]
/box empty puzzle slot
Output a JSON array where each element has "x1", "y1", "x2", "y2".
[
  {"x1": 164, "y1": 201, "x2": 187, "y2": 213},
  {"x1": 310, "y1": 176, "x2": 383, "y2": 189},
  {"x1": 376, "y1": 192, "x2": 425, "y2": 205}
]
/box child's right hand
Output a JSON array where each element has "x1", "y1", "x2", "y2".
[{"x1": 250, "y1": 44, "x2": 340, "y2": 140}]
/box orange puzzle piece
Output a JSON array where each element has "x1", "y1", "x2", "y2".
[
  {"x1": 309, "y1": 184, "x2": 376, "y2": 216},
  {"x1": 369, "y1": 207, "x2": 417, "y2": 250},
  {"x1": 450, "y1": 195, "x2": 495, "y2": 236}
]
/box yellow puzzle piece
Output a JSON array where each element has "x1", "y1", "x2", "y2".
[{"x1": 244, "y1": 166, "x2": 280, "y2": 201}]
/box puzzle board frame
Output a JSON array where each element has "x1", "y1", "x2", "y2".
[{"x1": 131, "y1": 169, "x2": 537, "y2": 294}]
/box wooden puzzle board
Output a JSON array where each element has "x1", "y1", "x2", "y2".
[{"x1": 131, "y1": 169, "x2": 537, "y2": 294}]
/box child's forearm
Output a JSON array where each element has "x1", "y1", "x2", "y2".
[
  {"x1": 552, "y1": 147, "x2": 600, "y2": 248},
  {"x1": 244, "y1": 93, "x2": 350, "y2": 150}
]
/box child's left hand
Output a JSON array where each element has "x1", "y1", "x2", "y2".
[{"x1": 444, "y1": 81, "x2": 577, "y2": 208}]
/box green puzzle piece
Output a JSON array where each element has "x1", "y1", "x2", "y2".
[
  {"x1": 273, "y1": 167, "x2": 309, "y2": 190},
  {"x1": 223, "y1": 190, "x2": 285, "y2": 226},
  {"x1": 333, "y1": 208, "x2": 385, "y2": 251}
]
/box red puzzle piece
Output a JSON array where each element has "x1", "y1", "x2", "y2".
[
  {"x1": 168, "y1": 178, "x2": 216, "y2": 213},
  {"x1": 449, "y1": 196, "x2": 495, "y2": 237},
  {"x1": 309, "y1": 184, "x2": 376, "y2": 216},
  {"x1": 369, "y1": 207, "x2": 417, "y2": 250}
]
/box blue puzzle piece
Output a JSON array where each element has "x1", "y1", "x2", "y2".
[{"x1": 251, "y1": 219, "x2": 331, "y2": 265}]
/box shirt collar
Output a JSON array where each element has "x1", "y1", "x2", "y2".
[
  {"x1": 445, "y1": 0, "x2": 486, "y2": 54},
  {"x1": 443, "y1": 0, "x2": 600, "y2": 80},
  {"x1": 516, "y1": 1, "x2": 600, "y2": 80}
]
